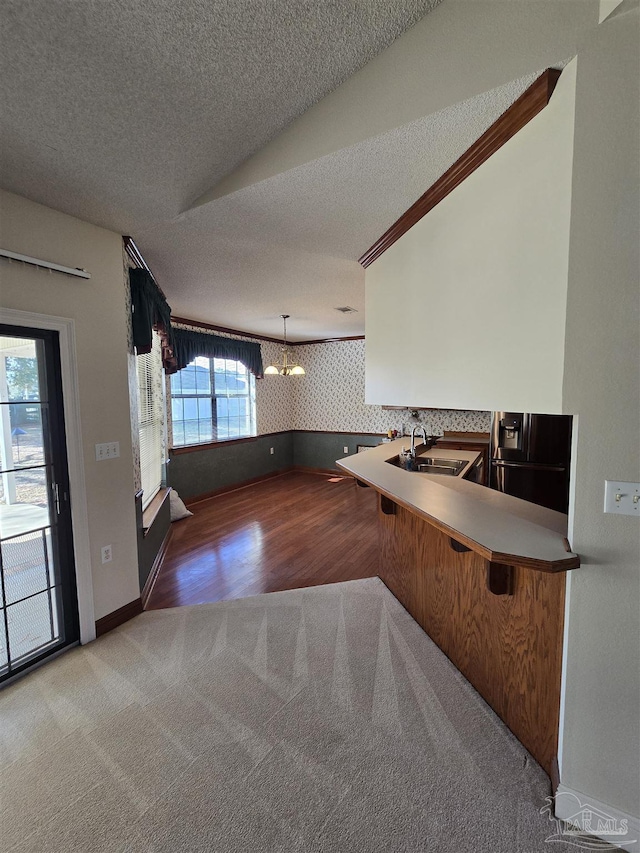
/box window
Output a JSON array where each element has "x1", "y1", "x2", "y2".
[
  {"x1": 170, "y1": 357, "x2": 256, "y2": 447},
  {"x1": 137, "y1": 331, "x2": 164, "y2": 509}
]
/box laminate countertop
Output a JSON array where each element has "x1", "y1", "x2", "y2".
[{"x1": 336, "y1": 438, "x2": 579, "y2": 573}]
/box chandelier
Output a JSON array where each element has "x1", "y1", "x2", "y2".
[{"x1": 264, "y1": 314, "x2": 306, "y2": 376}]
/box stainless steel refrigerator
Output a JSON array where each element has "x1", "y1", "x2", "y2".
[{"x1": 489, "y1": 412, "x2": 573, "y2": 514}]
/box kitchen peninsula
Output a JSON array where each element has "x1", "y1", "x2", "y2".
[{"x1": 337, "y1": 438, "x2": 580, "y2": 780}]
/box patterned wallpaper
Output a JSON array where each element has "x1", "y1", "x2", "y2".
[
  {"x1": 255, "y1": 339, "x2": 294, "y2": 435},
  {"x1": 162, "y1": 324, "x2": 489, "y2": 445},
  {"x1": 290, "y1": 339, "x2": 491, "y2": 435},
  {"x1": 123, "y1": 249, "x2": 142, "y2": 492}
]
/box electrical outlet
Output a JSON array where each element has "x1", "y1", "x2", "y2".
[
  {"x1": 343, "y1": 446, "x2": 349, "y2": 454},
  {"x1": 270, "y1": 447, "x2": 274, "y2": 455},
  {"x1": 95, "y1": 442, "x2": 120, "y2": 461},
  {"x1": 101, "y1": 545, "x2": 112, "y2": 564}
]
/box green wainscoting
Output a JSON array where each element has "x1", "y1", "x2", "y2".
[
  {"x1": 168, "y1": 431, "x2": 294, "y2": 501},
  {"x1": 292, "y1": 431, "x2": 382, "y2": 472},
  {"x1": 167, "y1": 431, "x2": 384, "y2": 502}
]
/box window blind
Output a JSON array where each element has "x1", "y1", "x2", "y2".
[{"x1": 137, "y1": 331, "x2": 164, "y2": 509}]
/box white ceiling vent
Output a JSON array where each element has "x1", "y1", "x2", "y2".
[{"x1": 334, "y1": 306, "x2": 358, "y2": 313}]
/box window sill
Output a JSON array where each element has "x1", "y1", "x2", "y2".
[
  {"x1": 170, "y1": 435, "x2": 258, "y2": 455},
  {"x1": 142, "y1": 487, "x2": 171, "y2": 535}
]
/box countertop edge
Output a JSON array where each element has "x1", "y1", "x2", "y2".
[{"x1": 337, "y1": 440, "x2": 579, "y2": 574}]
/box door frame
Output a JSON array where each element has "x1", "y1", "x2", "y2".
[{"x1": 0, "y1": 308, "x2": 95, "y2": 643}]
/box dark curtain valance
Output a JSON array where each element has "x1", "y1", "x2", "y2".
[
  {"x1": 171, "y1": 327, "x2": 264, "y2": 378},
  {"x1": 129, "y1": 268, "x2": 173, "y2": 359}
]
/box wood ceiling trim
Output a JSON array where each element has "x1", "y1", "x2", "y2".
[
  {"x1": 171, "y1": 315, "x2": 283, "y2": 344},
  {"x1": 358, "y1": 68, "x2": 562, "y2": 269},
  {"x1": 292, "y1": 335, "x2": 365, "y2": 346},
  {"x1": 170, "y1": 315, "x2": 364, "y2": 346}
]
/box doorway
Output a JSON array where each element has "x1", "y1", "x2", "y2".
[{"x1": 0, "y1": 325, "x2": 79, "y2": 683}]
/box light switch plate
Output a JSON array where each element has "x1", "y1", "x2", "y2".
[
  {"x1": 95, "y1": 442, "x2": 120, "y2": 461},
  {"x1": 604, "y1": 480, "x2": 640, "y2": 516}
]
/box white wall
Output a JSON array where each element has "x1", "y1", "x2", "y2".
[
  {"x1": 0, "y1": 190, "x2": 140, "y2": 621},
  {"x1": 290, "y1": 339, "x2": 490, "y2": 435},
  {"x1": 561, "y1": 2, "x2": 639, "y2": 820},
  {"x1": 365, "y1": 61, "x2": 577, "y2": 413}
]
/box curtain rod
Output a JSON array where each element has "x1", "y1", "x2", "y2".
[
  {"x1": 123, "y1": 236, "x2": 167, "y2": 299},
  {"x1": 0, "y1": 248, "x2": 91, "y2": 279}
]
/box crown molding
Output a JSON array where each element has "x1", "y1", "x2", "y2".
[
  {"x1": 170, "y1": 315, "x2": 283, "y2": 343},
  {"x1": 170, "y1": 315, "x2": 364, "y2": 346},
  {"x1": 359, "y1": 68, "x2": 562, "y2": 268},
  {"x1": 291, "y1": 335, "x2": 365, "y2": 346}
]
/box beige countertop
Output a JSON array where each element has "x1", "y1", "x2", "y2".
[{"x1": 336, "y1": 438, "x2": 579, "y2": 573}]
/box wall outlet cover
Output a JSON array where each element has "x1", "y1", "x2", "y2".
[
  {"x1": 95, "y1": 442, "x2": 120, "y2": 461},
  {"x1": 101, "y1": 545, "x2": 112, "y2": 564},
  {"x1": 604, "y1": 480, "x2": 640, "y2": 516}
]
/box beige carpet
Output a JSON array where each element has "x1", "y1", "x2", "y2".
[{"x1": 1, "y1": 577, "x2": 582, "y2": 852}]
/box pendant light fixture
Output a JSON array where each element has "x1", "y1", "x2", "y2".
[{"x1": 264, "y1": 314, "x2": 306, "y2": 376}]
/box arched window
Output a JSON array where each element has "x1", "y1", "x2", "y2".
[{"x1": 170, "y1": 356, "x2": 256, "y2": 447}]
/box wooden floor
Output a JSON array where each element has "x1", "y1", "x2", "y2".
[{"x1": 146, "y1": 471, "x2": 380, "y2": 609}]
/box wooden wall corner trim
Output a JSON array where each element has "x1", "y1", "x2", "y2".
[
  {"x1": 359, "y1": 68, "x2": 562, "y2": 268},
  {"x1": 95, "y1": 598, "x2": 143, "y2": 637}
]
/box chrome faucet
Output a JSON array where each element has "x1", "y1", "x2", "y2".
[{"x1": 410, "y1": 425, "x2": 428, "y2": 458}]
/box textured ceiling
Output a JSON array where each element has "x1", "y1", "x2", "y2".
[
  {"x1": 0, "y1": 0, "x2": 579, "y2": 340},
  {"x1": 138, "y1": 72, "x2": 539, "y2": 339},
  {"x1": 0, "y1": 0, "x2": 441, "y2": 233}
]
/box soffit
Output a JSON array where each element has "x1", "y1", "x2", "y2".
[{"x1": 136, "y1": 72, "x2": 540, "y2": 340}]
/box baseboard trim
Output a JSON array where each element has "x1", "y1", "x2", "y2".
[
  {"x1": 141, "y1": 526, "x2": 173, "y2": 608},
  {"x1": 95, "y1": 598, "x2": 143, "y2": 637},
  {"x1": 553, "y1": 784, "x2": 639, "y2": 852}
]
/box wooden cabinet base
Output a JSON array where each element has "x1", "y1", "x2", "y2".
[{"x1": 378, "y1": 495, "x2": 564, "y2": 778}]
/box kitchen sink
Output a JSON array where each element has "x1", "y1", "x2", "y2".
[{"x1": 387, "y1": 456, "x2": 467, "y2": 476}]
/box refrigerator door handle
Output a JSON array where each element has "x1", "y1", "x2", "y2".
[{"x1": 491, "y1": 460, "x2": 566, "y2": 473}]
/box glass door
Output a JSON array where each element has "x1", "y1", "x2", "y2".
[{"x1": 0, "y1": 325, "x2": 78, "y2": 683}]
